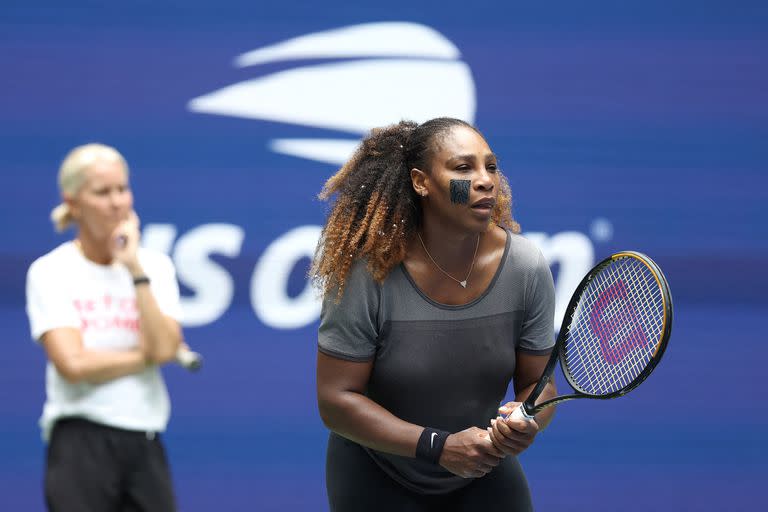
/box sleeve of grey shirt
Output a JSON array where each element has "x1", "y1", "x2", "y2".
[
  {"x1": 318, "y1": 260, "x2": 380, "y2": 361},
  {"x1": 518, "y1": 250, "x2": 556, "y2": 354}
]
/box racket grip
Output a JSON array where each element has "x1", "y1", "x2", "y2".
[
  {"x1": 176, "y1": 347, "x2": 203, "y2": 372},
  {"x1": 508, "y1": 404, "x2": 534, "y2": 422}
]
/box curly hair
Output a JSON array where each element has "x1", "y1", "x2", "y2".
[{"x1": 312, "y1": 117, "x2": 520, "y2": 300}]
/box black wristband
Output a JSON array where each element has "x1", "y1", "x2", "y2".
[
  {"x1": 132, "y1": 276, "x2": 151, "y2": 286},
  {"x1": 415, "y1": 427, "x2": 449, "y2": 465}
]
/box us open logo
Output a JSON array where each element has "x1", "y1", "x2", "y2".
[
  {"x1": 140, "y1": 22, "x2": 595, "y2": 330},
  {"x1": 187, "y1": 22, "x2": 476, "y2": 165}
]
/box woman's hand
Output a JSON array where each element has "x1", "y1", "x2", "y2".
[
  {"x1": 487, "y1": 402, "x2": 540, "y2": 456},
  {"x1": 111, "y1": 210, "x2": 142, "y2": 273},
  {"x1": 438, "y1": 426, "x2": 505, "y2": 479}
]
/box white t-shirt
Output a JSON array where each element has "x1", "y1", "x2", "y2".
[{"x1": 25, "y1": 241, "x2": 182, "y2": 441}]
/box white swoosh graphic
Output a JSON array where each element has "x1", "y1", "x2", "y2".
[
  {"x1": 189, "y1": 59, "x2": 475, "y2": 133},
  {"x1": 235, "y1": 22, "x2": 461, "y2": 67},
  {"x1": 269, "y1": 139, "x2": 359, "y2": 166}
]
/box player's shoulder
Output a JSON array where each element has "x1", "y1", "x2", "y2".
[
  {"x1": 506, "y1": 230, "x2": 543, "y2": 259},
  {"x1": 502, "y1": 229, "x2": 548, "y2": 274},
  {"x1": 345, "y1": 258, "x2": 381, "y2": 289},
  {"x1": 27, "y1": 242, "x2": 78, "y2": 278},
  {"x1": 322, "y1": 258, "x2": 380, "y2": 303}
]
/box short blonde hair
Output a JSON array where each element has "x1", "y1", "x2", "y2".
[{"x1": 50, "y1": 143, "x2": 130, "y2": 232}]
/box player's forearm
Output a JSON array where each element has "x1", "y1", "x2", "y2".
[
  {"x1": 133, "y1": 280, "x2": 182, "y2": 363},
  {"x1": 56, "y1": 349, "x2": 147, "y2": 385},
  {"x1": 515, "y1": 380, "x2": 557, "y2": 430},
  {"x1": 318, "y1": 391, "x2": 423, "y2": 457}
]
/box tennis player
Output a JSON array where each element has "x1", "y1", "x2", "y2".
[
  {"x1": 25, "y1": 143, "x2": 182, "y2": 511},
  {"x1": 314, "y1": 118, "x2": 558, "y2": 511}
]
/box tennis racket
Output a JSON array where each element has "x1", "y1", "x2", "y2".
[
  {"x1": 175, "y1": 346, "x2": 203, "y2": 372},
  {"x1": 508, "y1": 251, "x2": 672, "y2": 421}
]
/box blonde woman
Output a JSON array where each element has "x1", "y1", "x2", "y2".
[{"x1": 25, "y1": 143, "x2": 183, "y2": 511}]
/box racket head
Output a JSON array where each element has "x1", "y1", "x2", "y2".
[{"x1": 557, "y1": 251, "x2": 672, "y2": 400}]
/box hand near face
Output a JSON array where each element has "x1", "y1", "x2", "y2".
[
  {"x1": 111, "y1": 210, "x2": 141, "y2": 272},
  {"x1": 487, "y1": 401, "x2": 540, "y2": 456}
]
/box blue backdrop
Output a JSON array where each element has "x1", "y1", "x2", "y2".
[{"x1": 1, "y1": 1, "x2": 766, "y2": 510}]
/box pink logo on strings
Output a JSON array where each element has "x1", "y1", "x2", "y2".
[{"x1": 589, "y1": 280, "x2": 648, "y2": 365}]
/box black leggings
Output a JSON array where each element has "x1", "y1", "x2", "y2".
[{"x1": 326, "y1": 433, "x2": 533, "y2": 512}]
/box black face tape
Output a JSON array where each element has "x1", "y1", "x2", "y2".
[{"x1": 450, "y1": 179, "x2": 471, "y2": 204}]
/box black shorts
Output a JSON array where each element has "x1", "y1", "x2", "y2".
[
  {"x1": 326, "y1": 433, "x2": 533, "y2": 512},
  {"x1": 45, "y1": 417, "x2": 176, "y2": 512}
]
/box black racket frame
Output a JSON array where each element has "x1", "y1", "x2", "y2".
[{"x1": 520, "y1": 251, "x2": 673, "y2": 416}]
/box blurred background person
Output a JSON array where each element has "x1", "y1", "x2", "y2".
[{"x1": 25, "y1": 143, "x2": 183, "y2": 511}]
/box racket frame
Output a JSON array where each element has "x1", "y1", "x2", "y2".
[{"x1": 519, "y1": 251, "x2": 673, "y2": 417}]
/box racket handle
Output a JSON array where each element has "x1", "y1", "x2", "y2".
[
  {"x1": 176, "y1": 347, "x2": 203, "y2": 372},
  {"x1": 508, "y1": 404, "x2": 534, "y2": 422}
]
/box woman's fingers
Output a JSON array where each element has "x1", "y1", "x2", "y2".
[{"x1": 490, "y1": 418, "x2": 532, "y2": 454}]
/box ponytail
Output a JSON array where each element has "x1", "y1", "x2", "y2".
[{"x1": 50, "y1": 203, "x2": 74, "y2": 232}]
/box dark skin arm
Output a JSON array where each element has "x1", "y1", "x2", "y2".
[
  {"x1": 488, "y1": 351, "x2": 557, "y2": 456},
  {"x1": 317, "y1": 351, "x2": 504, "y2": 478}
]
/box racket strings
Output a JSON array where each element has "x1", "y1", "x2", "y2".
[
  {"x1": 563, "y1": 257, "x2": 665, "y2": 395},
  {"x1": 569, "y1": 260, "x2": 663, "y2": 393},
  {"x1": 568, "y1": 279, "x2": 650, "y2": 392},
  {"x1": 569, "y1": 262, "x2": 660, "y2": 393}
]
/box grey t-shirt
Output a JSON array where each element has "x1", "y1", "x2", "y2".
[{"x1": 318, "y1": 230, "x2": 555, "y2": 494}]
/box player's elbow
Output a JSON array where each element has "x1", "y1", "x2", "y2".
[
  {"x1": 317, "y1": 395, "x2": 337, "y2": 429},
  {"x1": 317, "y1": 390, "x2": 351, "y2": 431},
  {"x1": 148, "y1": 340, "x2": 181, "y2": 365},
  {"x1": 54, "y1": 358, "x2": 86, "y2": 384},
  {"x1": 145, "y1": 324, "x2": 183, "y2": 364},
  {"x1": 544, "y1": 379, "x2": 558, "y2": 399}
]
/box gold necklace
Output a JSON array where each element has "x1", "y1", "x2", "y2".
[{"x1": 417, "y1": 233, "x2": 480, "y2": 288}]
